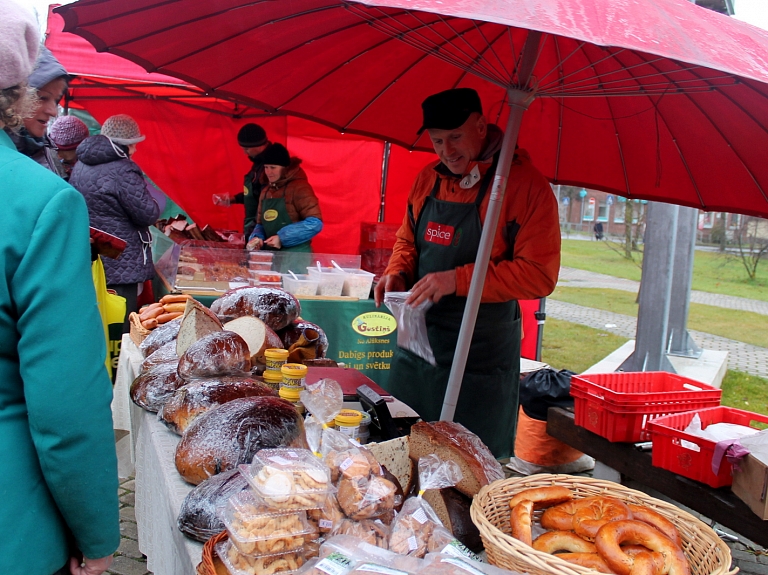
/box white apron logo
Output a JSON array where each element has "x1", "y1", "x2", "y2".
[{"x1": 424, "y1": 222, "x2": 454, "y2": 246}]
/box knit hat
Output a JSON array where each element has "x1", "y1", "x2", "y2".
[
  {"x1": 49, "y1": 115, "x2": 89, "y2": 150},
  {"x1": 260, "y1": 143, "x2": 291, "y2": 167},
  {"x1": 237, "y1": 123, "x2": 268, "y2": 147},
  {"x1": 28, "y1": 46, "x2": 68, "y2": 90},
  {"x1": 101, "y1": 114, "x2": 146, "y2": 145},
  {"x1": 0, "y1": 0, "x2": 40, "y2": 90}
]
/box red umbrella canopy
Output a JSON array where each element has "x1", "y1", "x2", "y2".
[{"x1": 56, "y1": 0, "x2": 768, "y2": 217}]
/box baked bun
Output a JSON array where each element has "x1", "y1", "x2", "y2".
[
  {"x1": 210, "y1": 287, "x2": 300, "y2": 330},
  {"x1": 130, "y1": 362, "x2": 185, "y2": 412},
  {"x1": 160, "y1": 376, "x2": 277, "y2": 434},
  {"x1": 177, "y1": 468, "x2": 248, "y2": 542},
  {"x1": 177, "y1": 331, "x2": 251, "y2": 380},
  {"x1": 174, "y1": 396, "x2": 307, "y2": 485},
  {"x1": 138, "y1": 317, "x2": 181, "y2": 357}
]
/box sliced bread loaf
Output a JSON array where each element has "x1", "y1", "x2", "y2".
[{"x1": 176, "y1": 298, "x2": 223, "y2": 356}]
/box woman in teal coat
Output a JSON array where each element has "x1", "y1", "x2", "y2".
[{"x1": 0, "y1": 5, "x2": 120, "y2": 573}]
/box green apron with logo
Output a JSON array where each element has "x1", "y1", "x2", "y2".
[
  {"x1": 261, "y1": 194, "x2": 312, "y2": 253},
  {"x1": 387, "y1": 158, "x2": 521, "y2": 458}
]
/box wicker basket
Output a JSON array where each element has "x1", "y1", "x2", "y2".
[
  {"x1": 128, "y1": 312, "x2": 152, "y2": 347},
  {"x1": 470, "y1": 474, "x2": 736, "y2": 575},
  {"x1": 196, "y1": 531, "x2": 229, "y2": 575}
]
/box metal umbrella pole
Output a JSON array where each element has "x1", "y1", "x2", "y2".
[{"x1": 440, "y1": 30, "x2": 542, "y2": 421}]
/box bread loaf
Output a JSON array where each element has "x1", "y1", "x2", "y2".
[
  {"x1": 223, "y1": 316, "x2": 284, "y2": 364},
  {"x1": 177, "y1": 331, "x2": 251, "y2": 380},
  {"x1": 176, "y1": 298, "x2": 223, "y2": 356},
  {"x1": 408, "y1": 421, "x2": 503, "y2": 497},
  {"x1": 174, "y1": 396, "x2": 307, "y2": 485},
  {"x1": 177, "y1": 468, "x2": 248, "y2": 542},
  {"x1": 210, "y1": 287, "x2": 300, "y2": 330},
  {"x1": 367, "y1": 436, "x2": 415, "y2": 495},
  {"x1": 422, "y1": 487, "x2": 483, "y2": 553},
  {"x1": 139, "y1": 340, "x2": 178, "y2": 374},
  {"x1": 160, "y1": 376, "x2": 277, "y2": 434},
  {"x1": 138, "y1": 317, "x2": 181, "y2": 358},
  {"x1": 129, "y1": 361, "x2": 185, "y2": 412}
]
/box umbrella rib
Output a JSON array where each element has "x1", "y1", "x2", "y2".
[
  {"x1": 538, "y1": 47, "x2": 633, "y2": 92},
  {"x1": 63, "y1": 0, "x2": 186, "y2": 27},
  {"x1": 346, "y1": 4, "x2": 508, "y2": 84},
  {"x1": 553, "y1": 36, "x2": 564, "y2": 183},
  {"x1": 536, "y1": 40, "x2": 587, "y2": 88},
  {"x1": 468, "y1": 19, "x2": 512, "y2": 84}
]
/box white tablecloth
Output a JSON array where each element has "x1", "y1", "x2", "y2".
[{"x1": 112, "y1": 334, "x2": 144, "y2": 478}]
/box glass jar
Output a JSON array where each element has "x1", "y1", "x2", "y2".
[
  {"x1": 278, "y1": 385, "x2": 305, "y2": 416},
  {"x1": 262, "y1": 370, "x2": 283, "y2": 392},
  {"x1": 358, "y1": 411, "x2": 371, "y2": 444},
  {"x1": 281, "y1": 363, "x2": 308, "y2": 388},
  {"x1": 264, "y1": 348, "x2": 290, "y2": 372},
  {"x1": 334, "y1": 409, "x2": 363, "y2": 440}
]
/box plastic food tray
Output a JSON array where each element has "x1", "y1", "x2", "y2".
[
  {"x1": 570, "y1": 371, "x2": 722, "y2": 442},
  {"x1": 215, "y1": 540, "x2": 306, "y2": 575},
  {"x1": 341, "y1": 269, "x2": 375, "y2": 300},
  {"x1": 282, "y1": 274, "x2": 320, "y2": 297},
  {"x1": 648, "y1": 406, "x2": 768, "y2": 487},
  {"x1": 307, "y1": 267, "x2": 346, "y2": 297}
]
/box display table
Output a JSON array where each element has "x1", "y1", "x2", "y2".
[
  {"x1": 112, "y1": 334, "x2": 144, "y2": 478},
  {"x1": 547, "y1": 407, "x2": 768, "y2": 547}
]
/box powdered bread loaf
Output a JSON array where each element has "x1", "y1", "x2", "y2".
[
  {"x1": 177, "y1": 468, "x2": 248, "y2": 542},
  {"x1": 177, "y1": 331, "x2": 251, "y2": 380},
  {"x1": 408, "y1": 421, "x2": 503, "y2": 497},
  {"x1": 174, "y1": 396, "x2": 307, "y2": 485},
  {"x1": 130, "y1": 361, "x2": 185, "y2": 412},
  {"x1": 160, "y1": 376, "x2": 277, "y2": 434},
  {"x1": 140, "y1": 340, "x2": 178, "y2": 373},
  {"x1": 210, "y1": 287, "x2": 300, "y2": 330},
  {"x1": 139, "y1": 317, "x2": 181, "y2": 357}
]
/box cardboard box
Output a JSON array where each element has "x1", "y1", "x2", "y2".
[{"x1": 732, "y1": 453, "x2": 768, "y2": 519}]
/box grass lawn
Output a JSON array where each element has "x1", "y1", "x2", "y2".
[
  {"x1": 550, "y1": 286, "x2": 768, "y2": 348},
  {"x1": 561, "y1": 239, "x2": 768, "y2": 301},
  {"x1": 542, "y1": 317, "x2": 768, "y2": 417}
]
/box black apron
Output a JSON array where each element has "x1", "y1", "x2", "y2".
[{"x1": 387, "y1": 159, "x2": 521, "y2": 458}]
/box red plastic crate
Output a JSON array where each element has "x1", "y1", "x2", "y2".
[
  {"x1": 571, "y1": 372, "x2": 722, "y2": 442},
  {"x1": 647, "y1": 406, "x2": 768, "y2": 488}
]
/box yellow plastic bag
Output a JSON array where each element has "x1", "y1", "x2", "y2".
[{"x1": 92, "y1": 256, "x2": 126, "y2": 379}]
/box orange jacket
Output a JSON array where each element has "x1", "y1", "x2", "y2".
[{"x1": 384, "y1": 149, "x2": 560, "y2": 303}]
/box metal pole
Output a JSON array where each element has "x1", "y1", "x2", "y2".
[
  {"x1": 378, "y1": 142, "x2": 391, "y2": 223},
  {"x1": 440, "y1": 30, "x2": 542, "y2": 421},
  {"x1": 667, "y1": 206, "x2": 702, "y2": 358}
]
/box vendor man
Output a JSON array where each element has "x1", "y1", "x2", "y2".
[
  {"x1": 374, "y1": 88, "x2": 560, "y2": 458},
  {"x1": 214, "y1": 123, "x2": 271, "y2": 237}
]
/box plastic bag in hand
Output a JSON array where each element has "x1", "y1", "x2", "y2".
[{"x1": 384, "y1": 291, "x2": 435, "y2": 366}]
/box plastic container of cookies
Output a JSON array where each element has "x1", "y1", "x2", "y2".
[
  {"x1": 216, "y1": 539, "x2": 307, "y2": 575},
  {"x1": 240, "y1": 448, "x2": 335, "y2": 510},
  {"x1": 222, "y1": 490, "x2": 316, "y2": 556},
  {"x1": 249, "y1": 251, "x2": 275, "y2": 263}
]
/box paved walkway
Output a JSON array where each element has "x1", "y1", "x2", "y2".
[
  {"x1": 558, "y1": 266, "x2": 768, "y2": 316},
  {"x1": 109, "y1": 477, "x2": 150, "y2": 575}
]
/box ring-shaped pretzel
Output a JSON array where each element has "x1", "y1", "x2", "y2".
[
  {"x1": 510, "y1": 500, "x2": 534, "y2": 546},
  {"x1": 573, "y1": 497, "x2": 633, "y2": 540},
  {"x1": 508, "y1": 486, "x2": 573, "y2": 510},
  {"x1": 628, "y1": 504, "x2": 683, "y2": 548},
  {"x1": 558, "y1": 552, "x2": 617, "y2": 574},
  {"x1": 533, "y1": 530, "x2": 597, "y2": 554},
  {"x1": 595, "y1": 520, "x2": 690, "y2": 575},
  {"x1": 541, "y1": 497, "x2": 601, "y2": 531}
]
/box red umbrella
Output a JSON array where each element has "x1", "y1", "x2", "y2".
[{"x1": 56, "y1": 0, "x2": 768, "y2": 419}]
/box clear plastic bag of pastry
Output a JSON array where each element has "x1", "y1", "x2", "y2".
[
  {"x1": 421, "y1": 553, "x2": 522, "y2": 575},
  {"x1": 388, "y1": 455, "x2": 463, "y2": 557},
  {"x1": 221, "y1": 490, "x2": 317, "y2": 556},
  {"x1": 320, "y1": 533, "x2": 423, "y2": 573},
  {"x1": 240, "y1": 448, "x2": 334, "y2": 510},
  {"x1": 383, "y1": 291, "x2": 435, "y2": 366},
  {"x1": 300, "y1": 378, "x2": 344, "y2": 428},
  {"x1": 307, "y1": 490, "x2": 345, "y2": 534},
  {"x1": 216, "y1": 539, "x2": 307, "y2": 575}
]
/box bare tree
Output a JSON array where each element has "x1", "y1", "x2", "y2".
[{"x1": 735, "y1": 216, "x2": 768, "y2": 280}]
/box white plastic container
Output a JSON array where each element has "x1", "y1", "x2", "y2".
[
  {"x1": 341, "y1": 269, "x2": 375, "y2": 299},
  {"x1": 307, "y1": 267, "x2": 346, "y2": 297},
  {"x1": 216, "y1": 539, "x2": 307, "y2": 575},
  {"x1": 282, "y1": 273, "x2": 320, "y2": 297}
]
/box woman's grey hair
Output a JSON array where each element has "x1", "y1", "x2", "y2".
[{"x1": 0, "y1": 84, "x2": 38, "y2": 131}]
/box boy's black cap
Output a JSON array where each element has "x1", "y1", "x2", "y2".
[
  {"x1": 237, "y1": 123, "x2": 268, "y2": 147},
  {"x1": 417, "y1": 88, "x2": 483, "y2": 134}
]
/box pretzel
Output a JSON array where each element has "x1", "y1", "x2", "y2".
[
  {"x1": 573, "y1": 497, "x2": 632, "y2": 540},
  {"x1": 558, "y1": 553, "x2": 617, "y2": 574},
  {"x1": 595, "y1": 520, "x2": 689, "y2": 575},
  {"x1": 628, "y1": 505, "x2": 683, "y2": 548},
  {"x1": 509, "y1": 486, "x2": 573, "y2": 510},
  {"x1": 533, "y1": 530, "x2": 597, "y2": 554},
  {"x1": 541, "y1": 497, "x2": 601, "y2": 531},
  {"x1": 510, "y1": 500, "x2": 534, "y2": 546}
]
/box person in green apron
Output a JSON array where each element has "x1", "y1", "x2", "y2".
[
  {"x1": 213, "y1": 123, "x2": 270, "y2": 237},
  {"x1": 374, "y1": 88, "x2": 561, "y2": 459},
  {"x1": 245, "y1": 143, "x2": 323, "y2": 268}
]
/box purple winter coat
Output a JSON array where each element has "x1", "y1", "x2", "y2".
[{"x1": 70, "y1": 135, "x2": 160, "y2": 284}]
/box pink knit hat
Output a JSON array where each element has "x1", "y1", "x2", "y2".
[
  {"x1": 49, "y1": 115, "x2": 89, "y2": 150},
  {"x1": 0, "y1": 0, "x2": 40, "y2": 90}
]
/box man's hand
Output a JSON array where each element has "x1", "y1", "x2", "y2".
[
  {"x1": 373, "y1": 273, "x2": 406, "y2": 307},
  {"x1": 406, "y1": 270, "x2": 456, "y2": 307},
  {"x1": 265, "y1": 236, "x2": 282, "y2": 249},
  {"x1": 246, "y1": 237, "x2": 263, "y2": 251},
  {"x1": 69, "y1": 555, "x2": 113, "y2": 575}
]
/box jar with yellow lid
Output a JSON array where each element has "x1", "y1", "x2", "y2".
[
  {"x1": 264, "y1": 348, "x2": 290, "y2": 372},
  {"x1": 278, "y1": 385, "x2": 305, "y2": 416},
  {"x1": 262, "y1": 370, "x2": 282, "y2": 392},
  {"x1": 335, "y1": 409, "x2": 363, "y2": 440},
  {"x1": 281, "y1": 363, "x2": 308, "y2": 388}
]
